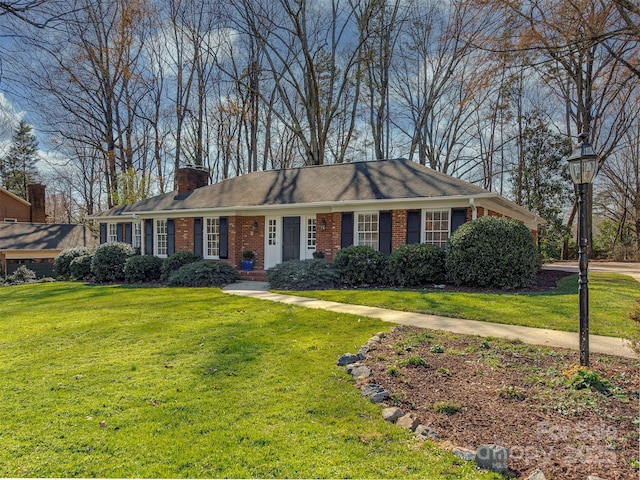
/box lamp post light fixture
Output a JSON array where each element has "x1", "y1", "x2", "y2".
[{"x1": 567, "y1": 132, "x2": 599, "y2": 367}]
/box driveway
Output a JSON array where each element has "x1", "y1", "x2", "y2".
[{"x1": 544, "y1": 261, "x2": 640, "y2": 282}]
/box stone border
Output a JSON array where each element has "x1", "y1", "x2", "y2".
[{"x1": 336, "y1": 327, "x2": 610, "y2": 480}]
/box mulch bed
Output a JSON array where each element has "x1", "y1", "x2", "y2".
[{"x1": 358, "y1": 270, "x2": 639, "y2": 479}]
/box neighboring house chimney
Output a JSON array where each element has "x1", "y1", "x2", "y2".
[
  {"x1": 28, "y1": 184, "x2": 46, "y2": 223},
  {"x1": 176, "y1": 166, "x2": 209, "y2": 194}
]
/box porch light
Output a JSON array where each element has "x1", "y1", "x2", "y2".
[
  {"x1": 252, "y1": 220, "x2": 259, "y2": 232},
  {"x1": 567, "y1": 132, "x2": 599, "y2": 367},
  {"x1": 320, "y1": 218, "x2": 327, "y2": 231}
]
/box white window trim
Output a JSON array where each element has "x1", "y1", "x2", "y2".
[
  {"x1": 204, "y1": 217, "x2": 221, "y2": 259},
  {"x1": 107, "y1": 223, "x2": 118, "y2": 243},
  {"x1": 306, "y1": 217, "x2": 317, "y2": 251},
  {"x1": 3, "y1": 218, "x2": 18, "y2": 223},
  {"x1": 355, "y1": 211, "x2": 379, "y2": 251},
  {"x1": 154, "y1": 219, "x2": 168, "y2": 257},
  {"x1": 423, "y1": 209, "x2": 450, "y2": 247},
  {"x1": 132, "y1": 222, "x2": 142, "y2": 249}
]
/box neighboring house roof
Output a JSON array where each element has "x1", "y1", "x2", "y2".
[
  {"x1": 95, "y1": 159, "x2": 527, "y2": 216},
  {"x1": 0, "y1": 223, "x2": 98, "y2": 252}
]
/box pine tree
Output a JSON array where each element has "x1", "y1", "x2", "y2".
[{"x1": 0, "y1": 121, "x2": 40, "y2": 199}]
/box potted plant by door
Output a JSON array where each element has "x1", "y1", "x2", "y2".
[{"x1": 241, "y1": 251, "x2": 255, "y2": 271}]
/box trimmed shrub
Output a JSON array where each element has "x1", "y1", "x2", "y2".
[
  {"x1": 387, "y1": 243, "x2": 446, "y2": 287},
  {"x1": 91, "y1": 242, "x2": 136, "y2": 283},
  {"x1": 161, "y1": 251, "x2": 202, "y2": 280},
  {"x1": 54, "y1": 247, "x2": 92, "y2": 279},
  {"x1": 267, "y1": 259, "x2": 340, "y2": 290},
  {"x1": 124, "y1": 255, "x2": 163, "y2": 283},
  {"x1": 167, "y1": 260, "x2": 240, "y2": 287},
  {"x1": 70, "y1": 254, "x2": 93, "y2": 281},
  {"x1": 334, "y1": 245, "x2": 387, "y2": 286},
  {"x1": 446, "y1": 216, "x2": 539, "y2": 289},
  {"x1": 6, "y1": 265, "x2": 37, "y2": 285}
]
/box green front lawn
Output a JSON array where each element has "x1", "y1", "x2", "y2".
[
  {"x1": 285, "y1": 273, "x2": 640, "y2": 338},
  {"x1": 0, "y1": 283, "x2": 497, "y2": 479}
]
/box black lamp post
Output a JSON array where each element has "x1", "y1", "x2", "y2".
[{"x1": 567, "y1": 132, "x2": 599, "y2": 367}]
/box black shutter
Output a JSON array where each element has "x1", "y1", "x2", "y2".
[
  {"x1": 167, "y1": 219, "x2": 175, "y2": 255},
  {"x1": 145, "y1": 219, "x2": 153, "y2": 255},
  {"x1": 194, "y1": 218, "x2": 203, "y2": 257},
  {"x1": 451, "y1": 209, "x2": 467, "y2": 234},
  {"x1": 340, "y1": 212, "x2": 354, "y2": 248},
  {"x1": 116, "y1": 223, "x2": 123, "y2": 242},
  {"x1": 406, "y1": 210, "x2": 421, "y2": 244},
  {"x1": 219, "y1": 217, "x2": 228, "y2": 259},
  {"x1": 125, "y1": 223, "x2": 132, "y2": 244},
  {"x1": 99, "y1": 223, "x2": 107, "y2": 244},
  {"x1": 379, "y1": 212, "x2": 392, "y2": 256}
]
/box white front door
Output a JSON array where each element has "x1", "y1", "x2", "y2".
[{"x1": 264, "y1": 217, "x2": 280, "y2": 269}]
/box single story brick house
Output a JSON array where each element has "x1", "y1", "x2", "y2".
[{"x1": 92, "y1": 159, "x2": 541, "y2": 271}]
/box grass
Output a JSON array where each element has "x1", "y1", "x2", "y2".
[
  {"x1": 283, "y1": 273, "x2": 640, "y2": 338},
  {"x1": 0, "y1": 282, "x2": 498, "y2": 479}
]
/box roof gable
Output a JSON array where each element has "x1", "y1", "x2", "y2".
[{"x1": 0, "y1": 186, "x2": 31, "y2": 207}]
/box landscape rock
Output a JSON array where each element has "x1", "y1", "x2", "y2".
[
  {"x1": 396, "y1": 413, "x2": 420, "y2": 431},
  {"x1": 525, "y1": 469, "x2": 546, "y2": 480},
  {"x1": 476, "y1": 444, "x2": 509, "y2": 474},
  {"x1": 452, "y1": 447, "x2": 476, "y2": 462},
  {"x1": 348, "y1": 365, "x2": 372, "y2": 379},
  {"x1": 414, "y1": 424, "x2": 440, "y2": 441},
  {"x1": 586, "y1": 477, "x2": 606, "y2": 480},
  {"x1": 368, "y1": 335, "x2": 382, "y2": 344},
  {"x1": 360, "y1": 384, "x2": 389, "y2": 403},
  {"x1": 381, "y1": 407, "x2": 404, "y2": 423},
  {"x1": 337, "y1": 353, "x2": 359, "y2": 366}
]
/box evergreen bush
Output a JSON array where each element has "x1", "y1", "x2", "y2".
[
  {"x1": 54, "y1": 247, "x2": 92, "y2": 279},
  {"x1": 125, "y1": 255, "x2": 163, "y2": 283},
  {"x1": 387, "y1": 243, "x2": 446, "y2": 287},
  {"x1": 334, "y1": 245, "x2": 387, "y2": 286},
  {"x1": 69, "y1": 254, "x2": 93, "y2": 281},
  {"x1": 161, "y1": 252, "x2": 202, "y2": 280},
  {"x1": 167, "y1": 260, "x2": 240, "y2": 287},
  {"x1": 91, "y1": 242, "x2": 136, "y2": 283},
  {"x1": 267, "y1": 259, "x2": 340, "y2": 290},
  {"x1": 6, "y1": 265, "x2": 37, "y2": 285},
  {"x1": 446, "y1": 216, "x2": 539, "y2": 289}
]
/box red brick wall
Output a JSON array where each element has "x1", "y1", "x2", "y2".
[
  {"x1": 175, "y1": 217, "x2": 195, "y2": 253},
  {"x1": 0, "y1": 190, "x2": 30, "y2": 222},
  {"x1": 236, "y1": 216, "x2": 264, "y2": 270},
  {"x1": 392, "y1": 210, "x2": 407, "y2": 250},
  {"x1": 316, "y1": 213, "x2": 335, "y2": 260}
]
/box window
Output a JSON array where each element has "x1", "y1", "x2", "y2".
[
  {"x1": 3, "y1": 218, "x2": 17, "y2": 223},
  {"x1": 155, "y1": 219, "x2": 168, "y2": 256},
  {"x1": 108, "y1": 223, "x2": 118, "y2": 243},
  {"x1": 307, "y1": 218, "x2": 316, "y2": 249},
  {"x1": 424, "y1": 210, "x2": 449, "y2": 247},
  {"x1": 268, "y1": 219, "x2": 277, "y2": 246},
  {"x1": 205, "y1": 217, "x2": 220, "y2": 257},
  {"x1": 356, "y1": 212, "x2": 379, "y2": 250},
  {"x1": 132, "y1": 222, "x2": 142, "y2": 249}
]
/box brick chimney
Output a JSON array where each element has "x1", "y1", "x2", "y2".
[
  {"x1": 176, "y1": 166, "x2": 210, "y2": 195},
  {"x1": 28, "y1": 184, "x2": 46, "y2": 223}
]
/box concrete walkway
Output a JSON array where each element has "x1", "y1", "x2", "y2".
[{"x1": 223, "y1": 279, "x2": 637, "y2": 359}]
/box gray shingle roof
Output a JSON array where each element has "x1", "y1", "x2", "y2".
[
  {"x1": 95, "y1": 159, "x2": 492, "y2": 217},
  {"x1": 0, "y1": 223, "x2": 99, "y2": 251}
]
